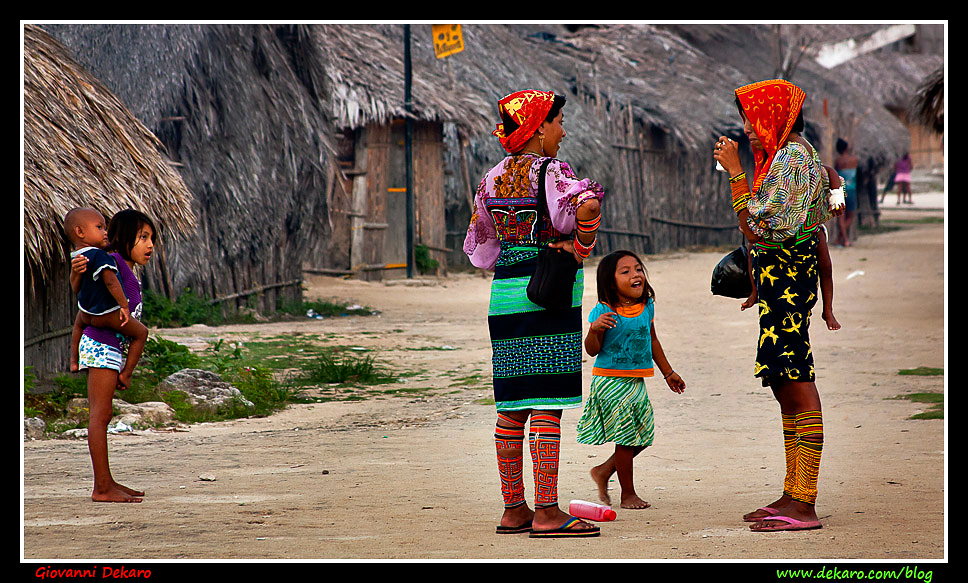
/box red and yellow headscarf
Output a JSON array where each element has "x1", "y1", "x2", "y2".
[
  {"x1": 734, "y1": 79, "x2": 806, "y2": 193},
  {"x1": 491, "y1": 90, "x2": 556, "y2": 154}
]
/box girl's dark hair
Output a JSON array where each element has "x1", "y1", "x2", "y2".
[
  {"x1": 596, "y1": 250, "x2": 655, "y2": 309},
  {"x1": 836, "y1": 138, "x2": 849, "y2": 154},
  {"x1": 500, "y1": 93, "x2": 567, "y2": 136},
  {"x1": 108, "y1": 209, "x2": 157, "y2": 261}
]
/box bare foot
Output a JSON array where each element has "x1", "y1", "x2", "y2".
[
  {"x1": 823, "y1": 309, "x2": 841, "y2": 331},
  {"x1": 113, "y1": 481, "x2": 145, "y2": 497},
  {"x1": 92, "y1": 486, "x2": 143, "y2": 503},
  {"x1": 620, "y1": 494, "x2": 651, "y2": 509},
  {"x1": 590, "y1": 466, "x2": 612, "y2": 505}
]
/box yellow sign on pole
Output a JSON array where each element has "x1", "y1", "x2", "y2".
[{"x1": 432, "y1": 24, "x2": 464, "y2": 59}]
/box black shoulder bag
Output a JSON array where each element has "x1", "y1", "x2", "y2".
[{"x1": 527, "y1": 158, "x2": 580, "y2": 310}]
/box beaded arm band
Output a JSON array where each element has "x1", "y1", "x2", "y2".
[
  {"x1": 574, "y1": 214, "x2": 600, "y2": 259},
  {"x1": 729, "y1": 172, "x2": 751, "y2": 213}
]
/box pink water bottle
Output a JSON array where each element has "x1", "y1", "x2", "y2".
[{"x1": 569, "y1": 499, "x2": 617, "y2": 521}]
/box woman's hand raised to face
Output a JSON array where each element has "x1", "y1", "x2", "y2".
[{"x1": 714, "y1": 136, "x2": 743, "y2": 177}]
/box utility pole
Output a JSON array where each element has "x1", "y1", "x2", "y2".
[{"x1": 404, "y1": 24, "x2": 415, "y2": 278}]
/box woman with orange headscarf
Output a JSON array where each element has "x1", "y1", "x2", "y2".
[
  {"x1": 464, "y1": 90, "x2": 603, "y2": 538},
  {"x1": 714, "y1": 79, "x2": 835, "y2": 532}
]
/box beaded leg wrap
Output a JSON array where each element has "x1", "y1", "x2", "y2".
[
  {"x1": 529, "y1": 413, "x2": 561, "y2": 509},
  {"x1": 782, "y1": 413, "x2": 798, "y2": 497},
  {"x1": 495, "y1": 413, "x2": 526, "y2": 508},
  {"x1": 792, "y1": 410, "x2": 824, "y2": 504}
]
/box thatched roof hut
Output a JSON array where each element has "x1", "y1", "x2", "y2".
[
  {"x1": 433, "y1": 23, "x2": 941, "y2": 256},
  {"x1": 30, "y1": 23, "x2": 940, "y2": 302},
  {"x1": 23, "y1": 24, "x2": 195, "y2": 284},
  {"x1": 40, "y1": 23, "x2": 355, "y2": 304},
  {"x1": 910, "y1": 66, "x2": 944, "y2": 135},
  {"x1": 23, "y1": 24, "x2": 196, "y2": 383}
]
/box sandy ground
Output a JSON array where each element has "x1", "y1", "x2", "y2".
[{"x1": 22, "y1": 202, "x2": 946, "y2": 565}]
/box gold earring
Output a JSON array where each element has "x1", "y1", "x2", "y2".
[{"x1": 539, "y1": 133, "x2": 545, "y2": 154}]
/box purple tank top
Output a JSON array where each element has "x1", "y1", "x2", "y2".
[{"x1": 81, "y1": 253, "x2": 142, "y2": 349}]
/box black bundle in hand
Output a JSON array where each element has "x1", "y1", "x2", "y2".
[{"x1": 711, "y1": 245, "x2": 752, "y2": 299}]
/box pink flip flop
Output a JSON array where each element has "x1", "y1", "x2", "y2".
[
  {"x1": 750, "y1": 515, "x2": 822, "y2": 532},
  {"x1": 743, "y1": 507, "x2": 780, "y2": 522}
]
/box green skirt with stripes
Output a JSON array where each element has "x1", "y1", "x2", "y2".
[
  {"x1": 576, "y1": 375, "x2": 655, "y2": 447},
  {"x1": 488, "y1": 245, "x2": 584, "y2": 412}
]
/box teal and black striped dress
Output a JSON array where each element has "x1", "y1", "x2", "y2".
[{"x1": 463, "y1": 153, "x2": 604, "y2": 412}]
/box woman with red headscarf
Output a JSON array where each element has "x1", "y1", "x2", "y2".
[
  {"x1": 464, "y1": 90, "x2": 604, "y2": 537},
  {"x1": 714, "y1": 79, "x2": 835, "y2": 532}
]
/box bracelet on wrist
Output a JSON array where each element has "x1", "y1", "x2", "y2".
[
  {"x1": 732, "y1": 193, "x2": 750, "y2": 214},
  {"x1": 573, "y1": 232, "x2": 596, "y2": 258},
  {"x1": 663, "y1": 370, "x2": 675, "y2": 379},
  {"x1": 731, "y1": 180, "x2": 751, "y2": 214}
]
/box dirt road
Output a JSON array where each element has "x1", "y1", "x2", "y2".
[{"x1": 22, "y1": 207, "x2": 945, "y2": 564}]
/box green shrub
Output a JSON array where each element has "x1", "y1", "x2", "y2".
[
  {"x1": 415, "y1": 244, "x2": 439, "y2": 274},
  {"x1": 140, "y1": 336, "x2": 201, "y2": 383},
  {"x1": 299, "y1": 350, "x2": 396, "y2": 386},
  {"x1": 143, "y1": 288, "x2": 221, "y2": 328}
]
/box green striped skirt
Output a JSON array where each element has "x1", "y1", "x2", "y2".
[{"x1": 576, "y1": 375, "x2": 655, "y2": 447}]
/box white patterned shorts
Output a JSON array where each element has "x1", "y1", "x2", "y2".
[{"x1": 78, "y1": 334, "x2": 123, "y2": 372}]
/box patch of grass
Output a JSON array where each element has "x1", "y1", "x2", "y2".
[
  {"x1": 140, "y1": 336, "x2": 202, "y2": 383},
  {"x1": 884, "y1": 216, "x2": 944, "y2": 225},
  {"x1": 888, "y1": 367, "x2": 944, "y2": 420},
  {"x1": 898, "y1": 366, "x2": 944, "y2": 376},
  {"x1": 23, "y1": 369, "x2": 87, "y2": 422},
  {"x1": 369, "y1": 386, "x2": 433, "y2": 397},
  {"x1": 297, "y1": 350, "x2": 396, "y2": 386},
  {"x1": 145, "y1": 288, "x2": 375, "y2": 328},
  {"x1": 278, "y1": 298, "x2": 375, "y2": 318},
  {"x1": 449, "y1": 374, "x2": 486, "y2": 388},
  {"x1": 889, "y1": 392, "x2": 944, "y2": 420},
  {"x1": 857, "y1": 223, "x2": 902, "y2": 235}
]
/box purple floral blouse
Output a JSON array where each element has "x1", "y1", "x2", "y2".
[{"x1": 463, "y1": 154, "x2": 604, "y2": 270}]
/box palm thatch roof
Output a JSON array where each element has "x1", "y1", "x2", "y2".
[
  {"x1": 23, "y1": 23, "x2": 195, "y2": 286},
  {"x1": 40, "y1": 23, "x2": 344, "y2": 298},
  {"x1": 651, "y1": 23, "x2": 941, "y2": 164},
  {"x1": 29, "y1": 22, "x2": 941, "y2": 284},
  {"x1": 910, "y1": 65, "x2": 944, "y2": 134}
]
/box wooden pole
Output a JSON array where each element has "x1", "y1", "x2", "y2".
[{"x1": 404, "y1": 24, "x2": 415, "y2": 278}]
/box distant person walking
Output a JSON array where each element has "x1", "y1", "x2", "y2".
[
  {"x1": 895, "y1": 153, "x2": 914, "y2": 205},
  {"x1": 833, "y1": 138, "x2": 858, "y2": 247}
]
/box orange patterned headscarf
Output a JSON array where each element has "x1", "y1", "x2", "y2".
[
  {"x1": 734, "y1": 79, "x2": 806, "y2": 192},
  {"x1": 491, "y1": 90, "x2": 556, "y2": 154}
]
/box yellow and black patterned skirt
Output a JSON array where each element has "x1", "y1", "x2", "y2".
[{"x1": 750, "y1": 236, "x2": 819, "y2": 387}]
